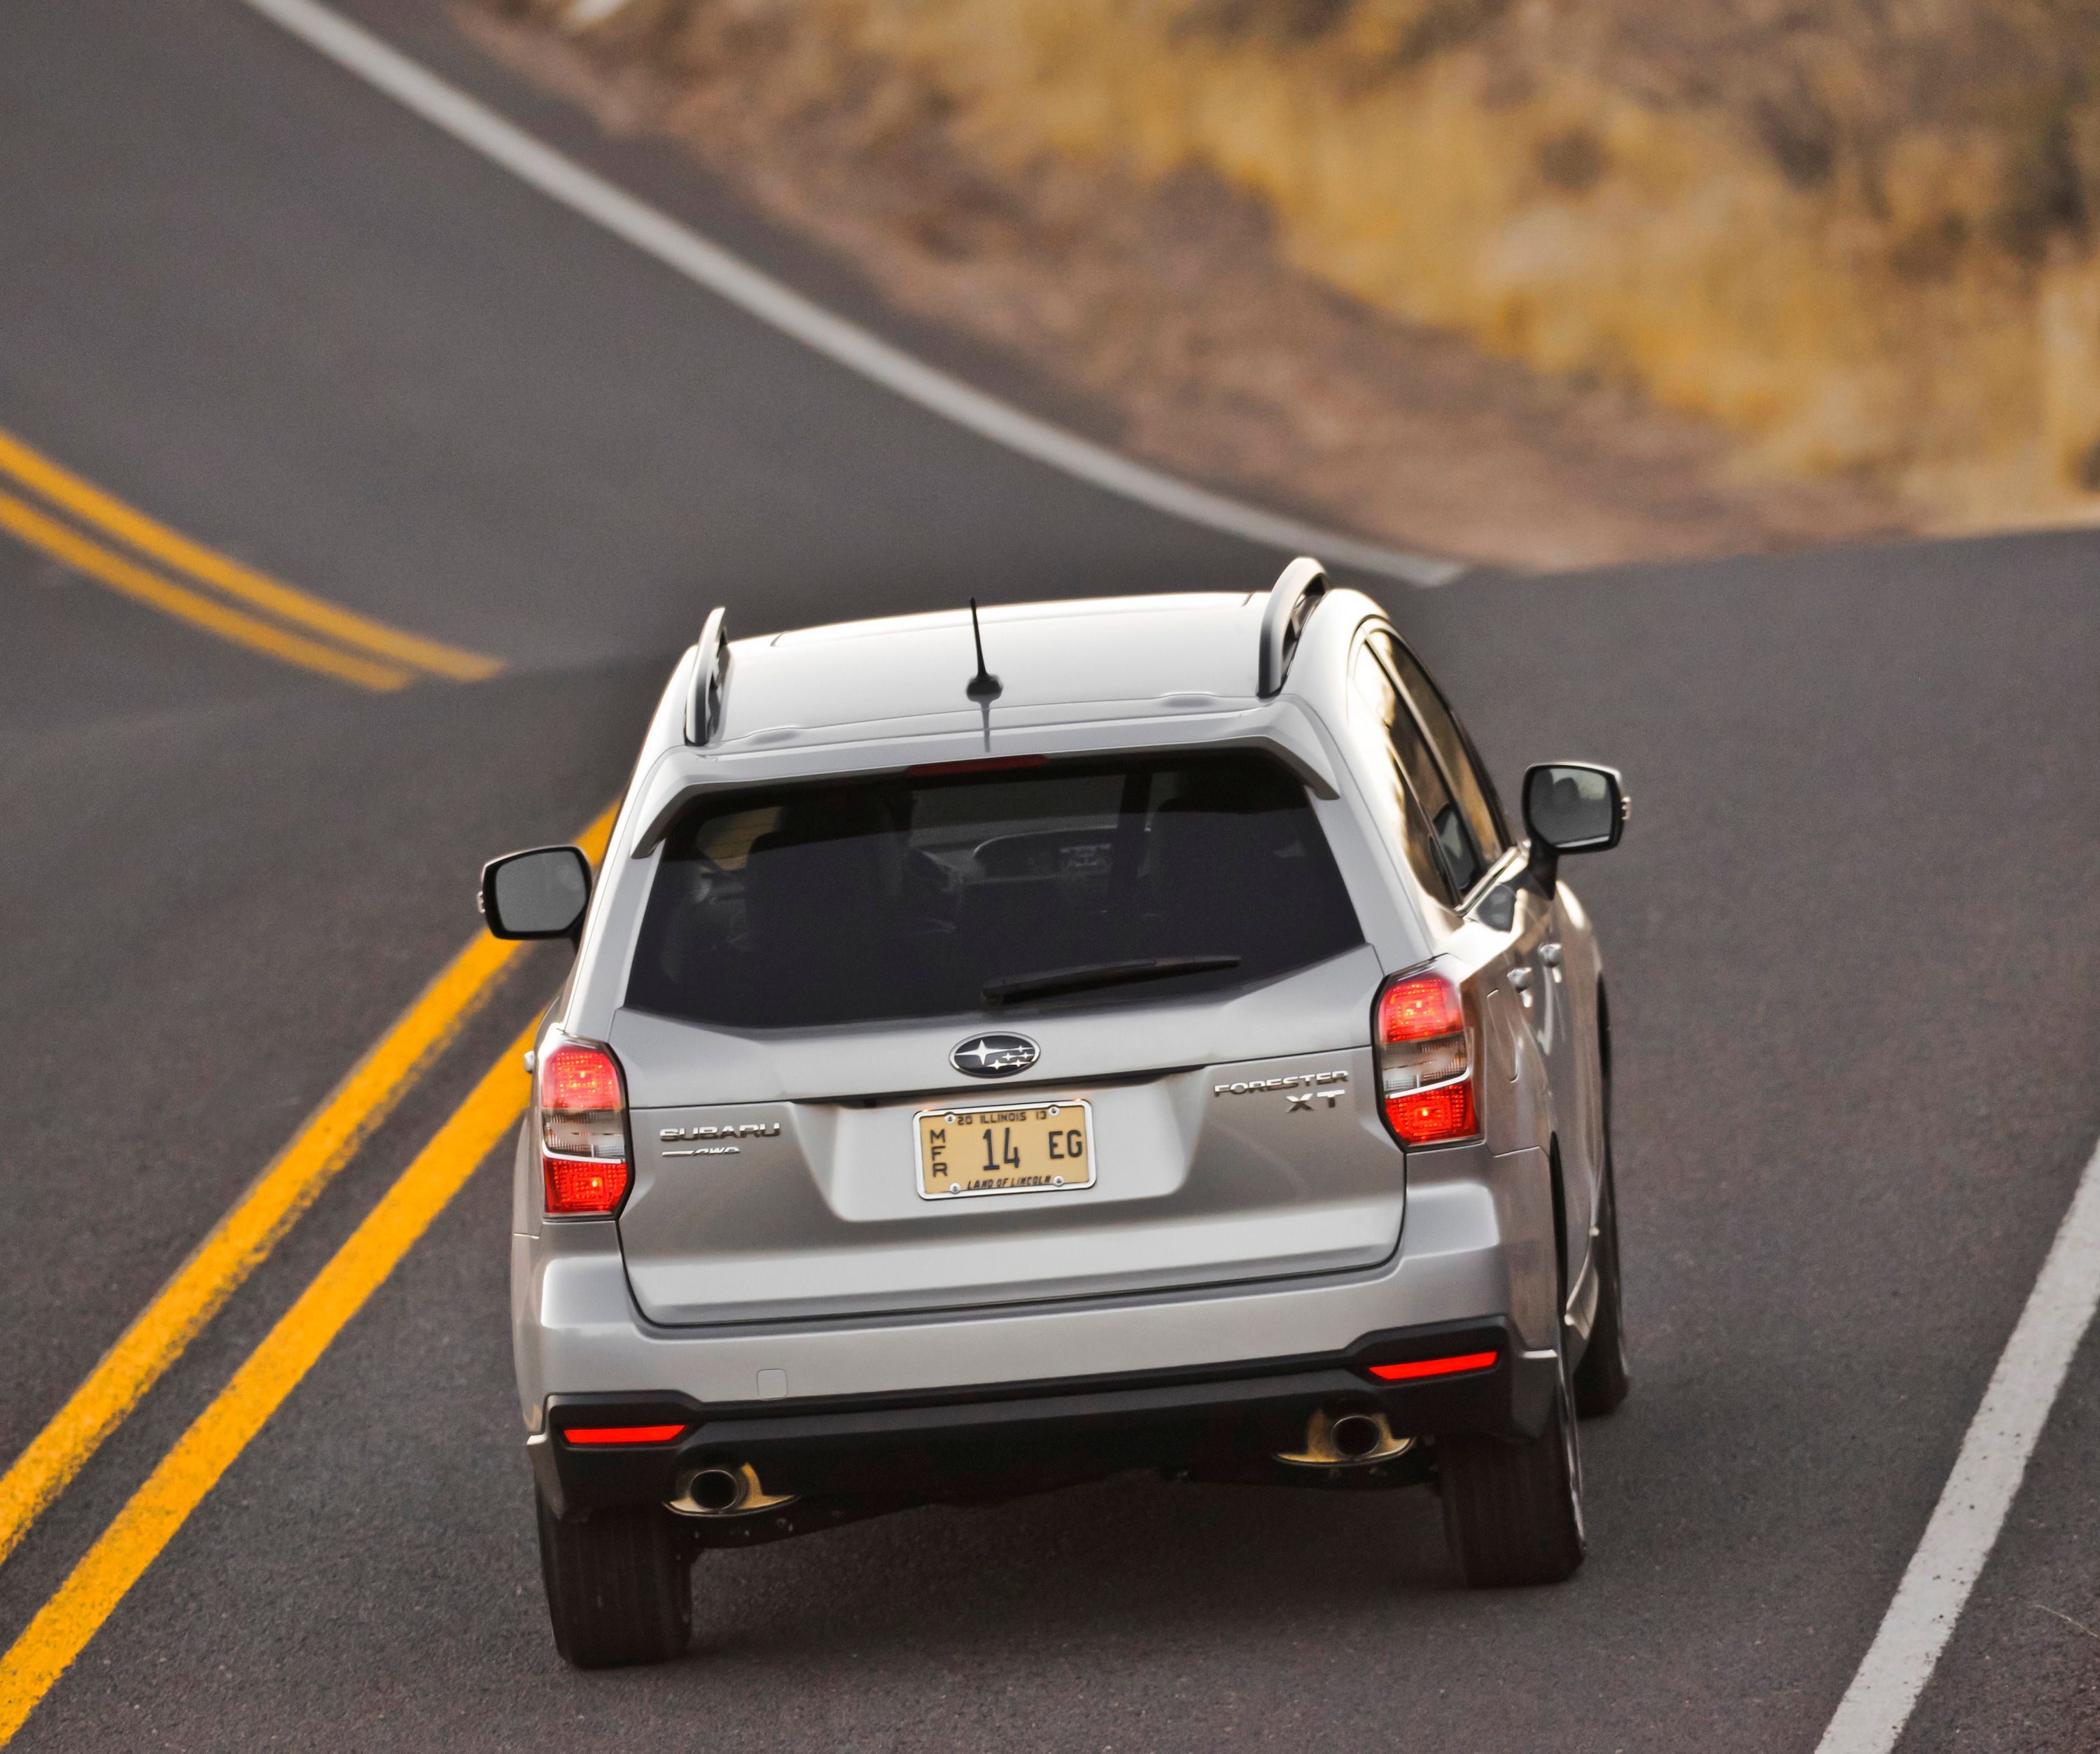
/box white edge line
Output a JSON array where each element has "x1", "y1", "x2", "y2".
[
  {"x1": 234, "y1": 0, "x2": 1465, "y2": 591},
  {"x1": 1814, "y1": 1130, "x2": 2100, "y2": 1754}
]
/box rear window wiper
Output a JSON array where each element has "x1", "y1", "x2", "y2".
[{"x1": 982, "y1": 955, "x2": 1242, "y2": 1006}]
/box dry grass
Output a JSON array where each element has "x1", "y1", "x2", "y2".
[
  {"x1": 529, "y1": 0, "x2": 2100, "y2": 529},
  {"x1": 468, "y1": 0, "x2": 1914, "y2": 566}
]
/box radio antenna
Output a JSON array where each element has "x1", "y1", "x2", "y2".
[{"x1": 965, "y1": 598, "x2": 1002, "y2": 704}]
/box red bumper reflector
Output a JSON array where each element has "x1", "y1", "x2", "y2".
[
  {"x1": 1366, "y1": 1349, "x2": 1499, "y2": 1382},
  {"x1": 562, "y1": 1424, "x2": 687, "y2": 1446}
]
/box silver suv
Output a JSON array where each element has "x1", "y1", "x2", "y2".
[{"x1": 481, "y1": 562, "x2": 1630, "y2": 1668}]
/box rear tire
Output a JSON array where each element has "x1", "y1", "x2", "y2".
[
  {"x1": 536, "y1": 1489, "x2": 694, "y2": 1669},
  {"x1": 1573, "y1": 1151, "x2": 1631, "y2": 1417},
  {"x1": 1439, "y1": 1347, "x2": 1587, "y2": 1587}
]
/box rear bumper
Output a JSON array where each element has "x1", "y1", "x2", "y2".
[
  {"x1": 514, "y1": 1153, "x2": 1563, "y2": 1417},
  {"x1": 531, "y1": 1317, "x2": 1553, "y2": 1527}
]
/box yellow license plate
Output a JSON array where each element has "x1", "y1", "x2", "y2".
[{"x1": 916, "y1": 1100, "x2": 1096, "y2": 1200}]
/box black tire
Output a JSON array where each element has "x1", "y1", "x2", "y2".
[
  {"x1": 536, "y1": 1489, "x2": 694, "y2": 1669},
  {"x1": 1572, "y1": 1151, "x2": 1631, "y2": 1417},
  {"x1": 1438, "y1": 1346, "x2": 1587, "y2": 1587}
]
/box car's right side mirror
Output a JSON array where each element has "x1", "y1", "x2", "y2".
[
  {"x1": 480, "y1": 844, "x2": 592, "y2": 942},
  {"x1": 1522, "y1": 762, "x2": 1628, "y2": 856}
]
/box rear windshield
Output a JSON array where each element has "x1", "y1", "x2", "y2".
[{"x1": 626, "y1": 752, "x2": 1364, "y2": 1031}]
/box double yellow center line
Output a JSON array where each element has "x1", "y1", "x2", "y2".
[
  {"x1": 0, "y1": 424, "x2": 500, "y2": 689},
  {"x1": 0, "y1": 806, "x2": 617, "y2": 1740}
]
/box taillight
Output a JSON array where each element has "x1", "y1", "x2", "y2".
[
  {"x1": 1375, "y1": 969, "x2": 1480, "y2": 1147},
  {"x1": 540, "y1": 1041, "x2": 630, "y2": 1216}
]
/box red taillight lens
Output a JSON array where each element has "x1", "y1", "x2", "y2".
[
  {"x1": 1378, "y1": 974, "x2": 1466, "y2": 1043},
  {"x1": 543, "y1": 1154, "x2": 631, "y2": 1215},
  {"x1": 562, "y1": 1424, "x2": 687, "y2": 1446},
  {"x1": 1385, "y1": 1079, "x2": 1477, "y2": 1146},
  {"x1": 542, "y1": 1044, "x2": 622, "y2": 1112},
  {"x1": 540, "y1": 1042, "x2": 629, "y2": 1216},
  {"x1": 1365, "y1": 1349, "x2": 1499, "y2": 1382},
  {"x1": 1374, "y1": 969, "x2": 1479, "y2": 1147}
]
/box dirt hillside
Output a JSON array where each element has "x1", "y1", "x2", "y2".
[{"x1": 464, "y1": 0, "x2": 2092, "y2": 567}]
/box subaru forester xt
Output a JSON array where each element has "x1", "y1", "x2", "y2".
[{"x1": 480, "y1": 559, "x2": 1631, "y2": 1667}]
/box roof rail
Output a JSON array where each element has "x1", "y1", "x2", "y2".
[
  {"x1": 685, "y1": 605, "x2": 729, "y2": 744},
  {"x1": 1256, "y1": 556, "x2": 1327, "y2": 696}
]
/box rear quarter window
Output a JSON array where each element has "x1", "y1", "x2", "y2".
[
  {"x1": 1349, "y1": 642, "x2": 1483, "y2": 906},
  {"x1": 1373, "y1": 631, "x2": 1510, "y2": 864}
]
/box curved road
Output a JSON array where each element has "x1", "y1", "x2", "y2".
[{"x1": 4, "y1": 1, "x2": 2099, "y2": 1747}]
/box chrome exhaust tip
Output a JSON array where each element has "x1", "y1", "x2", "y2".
[
  {"x1": 666, "y1": 1461, "x2": 798, "y2": 1518},
  {"x1": 691, "y1": 1467, "x2": 747, "y2": 1513},
  {"x1": 1274, "y1": 1406, "x2": 1413, "y2": 1467},
  {"x1": 1329, "y1": 1413, "x2": 1383, "y2": 1459}
]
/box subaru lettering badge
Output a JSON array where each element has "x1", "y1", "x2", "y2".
[{"x1": 951, "y1": 1033, "x2": 1040, "y2": 1079}]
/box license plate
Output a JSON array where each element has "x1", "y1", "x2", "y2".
[{"x1": 916, "y1": 1100, "x2": 1096, "y2": 1200}]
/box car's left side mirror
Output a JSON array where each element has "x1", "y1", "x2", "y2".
[
  {"x1": 480, "y1": 845, "x2": 592, "y2": 941},
  {"x1": 1522, "y1": 763, "x2": 1628, "y2": 856}
]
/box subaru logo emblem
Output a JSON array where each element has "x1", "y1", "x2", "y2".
[{"x1": 951, "y1": 1033, "x2": 1039, "y2": 1078}]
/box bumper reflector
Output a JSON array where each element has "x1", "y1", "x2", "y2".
[
  {"x1": 562, "y1": 1424, "x2": 687, "y2": 1446},
  {"x1": 1365, "y1": 1349, "x2": 1499, "y2": 1382}
]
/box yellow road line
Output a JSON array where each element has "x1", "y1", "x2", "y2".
[
  {"x1": 0, "y1": 490, "x2": 414, "y2": 692},
  {"x1": 0, "y1": 1027, "x2": 537, "y2": 1744},
  {"x1": 0, "y1": 424, "x2": 501, "y2": 682},
  {"x1": 0, "y1": 805, "x2": 616, "y2": 1573}
]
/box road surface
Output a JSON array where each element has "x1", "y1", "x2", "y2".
[{"x1": 2, "y1": 1, "x2": 2097, "y2": 1746}]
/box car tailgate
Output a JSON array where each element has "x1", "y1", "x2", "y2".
[{"x1": 610, "y1": 948, "x2": 1404, "y2": 1324}]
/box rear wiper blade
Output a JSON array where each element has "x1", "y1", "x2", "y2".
[{"x1": 982, "y1": 955, "x2": 1242, "y2": 1006}]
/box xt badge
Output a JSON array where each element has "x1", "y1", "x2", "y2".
[{"x1": 1212, "y1": 1069, "x2": 1348, "y2": 1111}]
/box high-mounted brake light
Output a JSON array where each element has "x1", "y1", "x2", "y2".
[
  {"x1": 1365, "y1": 1349, "x2": 1499, "y2": 1382},
  {"x1": 540, "y1": 1042, "x2": 631, "y2": 1216},
  {"x1": 562, "y1": 1424, "x2": 687, "y2": 1446},
  {"x1": 906, "y1": 755, "x2": 1049, "y2": 778},
  {"x1": 1374, "y1": 969, "x2": 1480, "y2": 1147}
]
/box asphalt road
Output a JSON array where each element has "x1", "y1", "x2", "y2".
[{"x1": 4, "y1": 1, "x2": 2099, "y2": 1748}]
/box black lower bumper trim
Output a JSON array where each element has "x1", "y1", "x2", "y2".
[{"x1": 535, "y1": 1317, "x2": 1551, "y2": 1524}]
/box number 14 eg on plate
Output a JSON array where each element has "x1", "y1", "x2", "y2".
[{"x1": 916, "y1": 1100, "x2": 1096, "y2": 1200}]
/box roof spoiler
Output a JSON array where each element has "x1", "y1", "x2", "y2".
[
  {"x1": 685, "y1": 606, "x2": 729, "y2": 744},
  {"x1": 1257, "y1": 557, "x2": 1326, "y2": 697},
  {"x1": 629, "y1": 722, "x2": 1338, "y2": 857}
]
